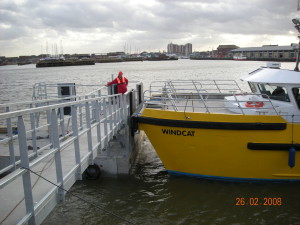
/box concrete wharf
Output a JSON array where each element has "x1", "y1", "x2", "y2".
[{"x1": 0, "y1": 82, "x2": 144, "y2": 225}]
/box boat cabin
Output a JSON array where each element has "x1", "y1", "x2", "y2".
[{"x1": 227, "y1": 62, "x2": 300, "y2": 122}]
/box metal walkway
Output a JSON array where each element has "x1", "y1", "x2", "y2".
[{"x1": 0, "y1": 83, "x2": 143, "y2": 225}]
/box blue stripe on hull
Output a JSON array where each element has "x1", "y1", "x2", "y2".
[{"x1": 167, "y1": 170, "x2": 300, "y2": 183}]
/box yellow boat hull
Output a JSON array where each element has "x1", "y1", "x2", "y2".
[{"x1": 137, "y1": 109, "x2": 300, "y2": 181}]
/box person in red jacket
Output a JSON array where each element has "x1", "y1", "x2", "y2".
[{"x1": 106, "y1": 71, "x2": 129, "y2": 94}]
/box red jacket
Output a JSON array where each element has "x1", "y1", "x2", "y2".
[{"x1": 107, "y1": 76, "x2": 128, "y2": 94}]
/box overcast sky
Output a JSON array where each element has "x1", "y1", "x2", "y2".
[{"x1": 1, "y1": 0, "x2": 300, "y2": 57}]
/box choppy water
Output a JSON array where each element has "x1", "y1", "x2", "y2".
[{"x1": 1, "y1": 60, "x2": 300, "y2": 225}]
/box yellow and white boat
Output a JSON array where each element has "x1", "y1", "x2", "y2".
[{"x1": 133, "y1": 61, "x2": 300, "y2": 181}]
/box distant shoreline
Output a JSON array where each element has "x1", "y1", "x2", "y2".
[
  {"x1": 1, "y1": 57, "x2": 296, "y2": 67},
  {"x1": 190, "y1": 57, "x2": 296, "y2": 62}
]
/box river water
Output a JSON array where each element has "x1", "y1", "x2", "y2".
[{"x1": 1, "y1": 60, "x2": 300, "y2": 225}]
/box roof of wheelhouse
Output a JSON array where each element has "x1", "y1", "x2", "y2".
[{"x1": 241, "y1": 67, "x2": 300, "y2": 85}]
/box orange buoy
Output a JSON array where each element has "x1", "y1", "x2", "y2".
[{"x1": 245, "y1": 101, "x2": 264, "y2": 108}]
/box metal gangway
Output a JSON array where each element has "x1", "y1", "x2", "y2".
[{"x1": 0, "y1": 82, "x2": 143, "y2": 225}]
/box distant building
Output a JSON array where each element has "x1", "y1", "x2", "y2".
[
  {"x1": 190, "y1": 51, "x2": 210, "y2": 58},
  {"x1": 107, "y1": 52, "x2": 125, "y2": 57},
  {"x1": 92, "y1": 53, "x2": 108, "y2": 59},
  {"x1": 70, "y1": 54, "x2": 91, "y2": 59},
  {"x1": 185, "y1": 43, "x2": 192, "y2": 56},
  {"x1": 167, "y1": 43, "x2": 193, "y2": 56},
  {"x1": 217, "y1": 45, "x2": 239, "y2": 57},
  {"x1": 230, "y1": 44, "x2": 298, "y2": 60},
  {"x1": 38, "y1": 54, "x2": 48, "y2": 59},
  {"x1": 5, "y1": 57, "x2": 19, "y2": 64}
]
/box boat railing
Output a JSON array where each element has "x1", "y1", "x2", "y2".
[
  {"x1": 162, "y1": 86, "x2": 178, "y2": 111},
  {"x1": 144, "y1": 90, "x2": 282, "y2": 115},
  {"x1": 165, "y1": 81, "x2": 180, "y2": 103},
  {"x1": 149, "y1": 79, "x2": 243, "y2": 96},
  {"x1": 191, "y1": 80, "x2": 210, "y2": 113}
]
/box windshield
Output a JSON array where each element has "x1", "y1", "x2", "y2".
[{"x1": 258, "y1": 84, "x2": 290, "y2": 102}]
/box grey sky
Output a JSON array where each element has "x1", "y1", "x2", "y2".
[{"x1": 0, "y1": 0, "x2": 299, "y2": 57}]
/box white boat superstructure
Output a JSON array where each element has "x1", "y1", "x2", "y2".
[{"x1": 225, "y1": 63, "x2": 300, "y2": 122}]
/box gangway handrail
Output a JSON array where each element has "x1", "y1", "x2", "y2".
[
  {"x1": 2, "y1": 82, "x2": 143, "y2": 109},
  {"x1": 0, "y1": 90, "x2": 107, "y2": 109},
  {"x1": 0, "y1": 89, "x2": 134, "y2": 225},
  {"x1": 0, "y1": 92, "x2": 126, "y2": 183},
  {"x1": 0, "y1": 94, "x2": 119, "y2": 119}
]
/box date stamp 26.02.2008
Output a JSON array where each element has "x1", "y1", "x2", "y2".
[{"x1": 235, "y1": 197, "x2": 282, "y2": 206}]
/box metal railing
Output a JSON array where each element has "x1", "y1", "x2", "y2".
[
  {"x1": 32, "y1": 83, "x2": 103, "y2": 101},
  {"x1": 149, "y1": 80, "x2": 242, "y2": 96},
  {"x1": 143, "y1": 91, "x2": 300, "y2": 124},
  {"x1": 144, "y1": 92, "x2": 278, "y2": 112},
  {"x1": 0, "y1": 88, "x2": 133, "y2": 225},
  {"x1": 145, "y1": 80, "x2": 286, "y2": 115}
]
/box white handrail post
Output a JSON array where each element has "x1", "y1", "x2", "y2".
[
  {"x1": 119, "y1": 94, "x2": 124, "y2": 122},
  {"x1": 71, "y1": 105, "x2": 82, "y2": 180},
  {"x1": 124, "y1": 93, "x2": 131, "y2": 156},
  {"x1": 91, "y1": 95, "x2": 96, "y2": 122},
  {"x1": 102, "y1": 96, "x2": 109, "y2": 149},
  {"x1": 18, "y1": 116, "x2": 36, "y2": 225},
  {"x1": 50, "y1": 109, "x2": 65, "y2": 202},
  {"x1": 46, "y1": 109, "x2": 53, "y2": 147},
  {"x1": 6, "y1": 106, "x2": 16, "y2": 171},
  {"x1": 29, "y1": 104, "x2": 38, "y2": 157},
  {"x1": 78, "y1": 97, "x2": 83, "y2": 130},
  {"x1": 112, "y1": 95, "x2": 117, "y2": 135},
  {"x1": 123, "y1": 94, "x2": 129, "y2": 121},
  {"x1": 59, "y1": 107, "x2": 66, "y2": 137},
  {"x1": 108, "y1": 95, "x2": 113, "y2": 139},
  {"x1": 94, "y1": 99, "x2": 102, "y2": 152},
  {"x1": 85, "y1": 97, "x2": 93, "y2": 164},
  {"x1": 116, "y1": 95, "x2": 121, "y2": 129}
]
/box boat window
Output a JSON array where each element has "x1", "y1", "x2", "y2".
[
  {"x1": 248, "y1": 82, "x2": 257, "y2": 93},
  {"x1": 292, "y1": 87, "x2": 300, "y2": 109},
  {"x1": 258, "y1": 84, "x2": 290, "y2": 102}
]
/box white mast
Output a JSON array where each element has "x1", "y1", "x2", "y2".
[{"x1": 60, "y1": 40, "x2": 64, "y2": 57}]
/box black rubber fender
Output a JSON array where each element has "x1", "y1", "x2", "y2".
[{"x1": 83, "y1": 164, "x2": 101, "y2": 180}]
